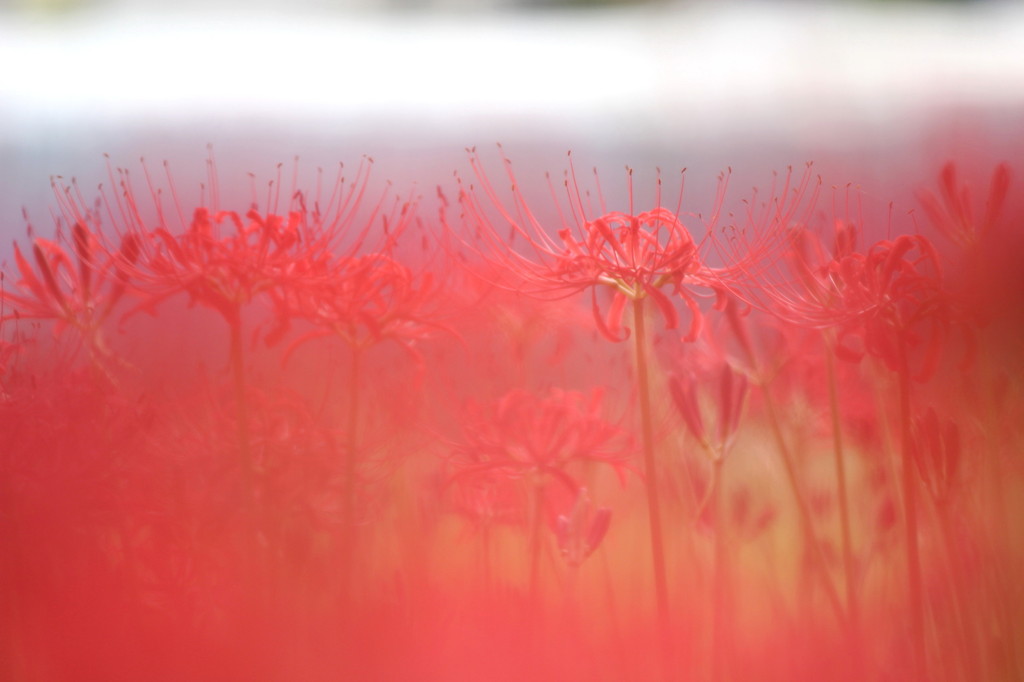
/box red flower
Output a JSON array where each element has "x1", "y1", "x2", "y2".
[
  {"x1": 3, "y1": 221, "x2": 138, "y2": 358},
  {"x1": 917, "y1": 162, "x2": 1011, "y2": 250},
  {"x1": 277, "y1": 251, "x2": 444, "y2": 359},
  {"x1": 446, "y1": 387, "x2": 632, "y2": 512},
  {"x1": 765, "y1": 219, "x2": 964, "y2": 381},
  {"x1": 123, "y1": 205, "x2": 344, "y2": 332},
  {"x1": 449, "y1": 149, "x2": 811, "y2": 343},
  {"x1": 48, "y1": 157, "x2": 405, "y2": 342},
  {"x1": 829, "y1": 235, "x2": 957, "y2": 380}
]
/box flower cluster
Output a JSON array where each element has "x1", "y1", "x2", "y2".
[{"x1": 0, "y1": 152, "x2": 1018, "y2": 682}]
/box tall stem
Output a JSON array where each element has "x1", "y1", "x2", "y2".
[
  {"x1": 480, "y1": 521, "x2": 493, "y2": 594},
  {"x1": 761, "y1": 383, "x2": 846, "y2": 626},
  {"x1": 341, "y1": 346, "x2": 361, "y2": 599},
  {"x1": 710, "y1": 458, "x2": 728, "y2": 682},
  {"x1": 229, "y1": 317, "x2": 255, "y2": 510},
  {"x1": 632, "y1": 299, "x2": 671, "y2": 635},
  {"x1": 936, "y1": 503, "x2": 979, "y2": 681},
  {"x1": 824, "y1": 339, "x2": 858, "y2": 631},
  {"x1": 724, "y1": 310, "x2": 845, "y2": 626},
  {"x1": 229, "y1": 315, "x2": 268, "y2": 612},
  {"x1": 528, "y1": 480, "x2": 545, "y2": 598},
  {"x1": 897, "y1": 352, "x2": 926, "y2": 680}
]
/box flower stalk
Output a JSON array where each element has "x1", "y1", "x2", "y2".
[
  {"x1": 825, "y1": 336, "x2": 858, "y2": 629},
  {"x1": 897, "y1": 349, "x2": 927, "y2": 681},
  {"x1": 229, "y1": 317, "x2": 255, "y2": 505},
  {"x1": 632, "y1": 298, "x2": 671, "y2": 635}
]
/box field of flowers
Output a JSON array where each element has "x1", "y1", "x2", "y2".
[{"x1": 1, "y1": 149, "x2": 1021, "y2": 681}]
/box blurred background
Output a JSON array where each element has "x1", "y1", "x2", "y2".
[{"x1": 1, "y1": 0, "x2": 1023, "y2": 244}]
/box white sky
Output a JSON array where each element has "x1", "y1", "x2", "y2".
[
  {"x1": 2, "y1": 2, "x2": 1023, "y2": 138},
  {"x1": 1, "y1": 1, "x2": 1022, "y2": 245}
]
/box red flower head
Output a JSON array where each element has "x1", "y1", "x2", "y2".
[
  {"x1": 47, "y1": 155, "x2": 405, "y2": 342},
  {"x1": 832, "y1": 235, "x2": 951, "y2": 378},
  {"x1": 771, "y1": 217, "x2": 963, "y2": 382},
  {"x1": 134, "y1": 206, "x2": 313, "y2": 325},
  {"x1": 277, "y1": 250, "x2": 444, "y2": 360},
  {"x1": 446, "y1": 387, "x2": 632, "y2": 517},
  {"x1": 448, "y1": 148, "x2": 813, "y2": 344},
  {"x1": 3, "y1": 219, "x2": 138, "y2": 359},
  {"x1": 917, "y1": 161, "x2": 1011, "y2": 250}
]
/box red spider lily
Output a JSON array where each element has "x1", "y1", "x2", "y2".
[
  {"x1": 276, "y1": 251, "x2": 444, "y2": 360},
  {"x1": 917, "y1": 162, "x2": 1011, "y2": 250},
  {"x1": 917, "y1": 162, "x2": 1022, "y2": 332},
  {"x1": 765, "y1": 219, "x2": 964, "y2": 382},
  {"x1": 47, "y1": 156, "x2": 405, "y2": 339},
  {"x1": 829, "y1": 235, "x2": 959, "y2": 380},
  {"x1": 446, "y1": 387, "x2": 633, "y2": 499},
  {"x1": 449, "y1": 149, "x2": 814, "y2": 343},
  {"x1": 3, "y1": 220, "x2": 138, "y2": 358},
  {"x1": 130, "y1": 207, "x2": 316, "y2": 326}
]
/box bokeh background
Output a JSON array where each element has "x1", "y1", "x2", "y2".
[
  {"x1": 1, "y1": 0, "x2": 1023, "y2": 245},
  {"x1": 2, "y1": 3, "x2": 1024, "y2": 681}
]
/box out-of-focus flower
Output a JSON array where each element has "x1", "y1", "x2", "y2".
[
  {"x1": 669, "y1": 354, "x2": 748, "y2": 459},
  {"x1": 766, "y1": 218, "x2": 965, "y2": 382},
  {"x1": 3, "y1": 220, "x2": 138, "y2": 358},
  {"x1": 277, "y1": 251, "x2": 445, "y2": 360},
  {"x1": 917, "y1": 162, "x2": 1022, "y2": 334},
  {"x1": 831, "y1": 235, "x2": 951, "y2": 377},
  {"x1": 445, "y1": 387, "x2": 632, "y2": 519},
  {"x1": 910, "y1": 407, "x2": 961, "y2": 506},
  {"x1": 130, "y1": 207, "x2": 318, "y2": 326},
  {"x1": 554, "y1": 488, "x2": 612, "y2": 568},
  {"x1": 917, "y1": 162, "x2": 1011, "y2": 250},
  {"x1": 47, "y1": 156, "x2": 405, "y2": 346}
]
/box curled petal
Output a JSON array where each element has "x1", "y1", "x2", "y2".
[
  {"x1": 592, "y1": 288, "x2": 629, "y2": 342},
  {"x1": 678, "y1": 289, "x2": 704, "y2": 343},
  {"x1": 644, "y1": 282, "x2": 679, "y2": 331}
]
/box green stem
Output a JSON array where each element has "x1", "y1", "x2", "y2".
[
  {"x1": 824, "y1": 339, "x2": 859, "y2": 631},
  {"x1": 481, "y1": 521, "x2": 493, "y2": 594},
  {"x1": 1, "y1": 485, "x2": 31, "y2": 682},
  {"x1": 710, "y1": 458, "x2": 728, "y2": 682},
  {"x1": 563, "y1": 563, "x2": 580, "y2": 623},
  {"x1": 761, "y1": 384, "x2": 847, "y2": 626},
  {"x1": 528, "y1": 480, "x2": 545, "y2": 599},
  {"x1": 341, "y1": 346, "x2": 361, "y2": 599},
  {"x1": 936, "y1": 503, "x2": 979, "y2": 681},
  {"x1": 897, "y1": 353, "x2": 927, "y2": 680},
  {"x1": 229, "y1": 315, "x2": 270, "y2": 611},
  {"x1": 979, "y1": 358, "x2": 1021, "y2": 679},
  {"x1": 722, "y1": 304, "x2": 845, "y2": 626},
  {"x1": 632, "y1": 299, "x2": 671, "y2": 634},
  {"x1": 599, "y1": 548, "x2": 627, "y2": 679},
  {"x1": 229, "y1": 317, "x2": 254, "y2": 498}
]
